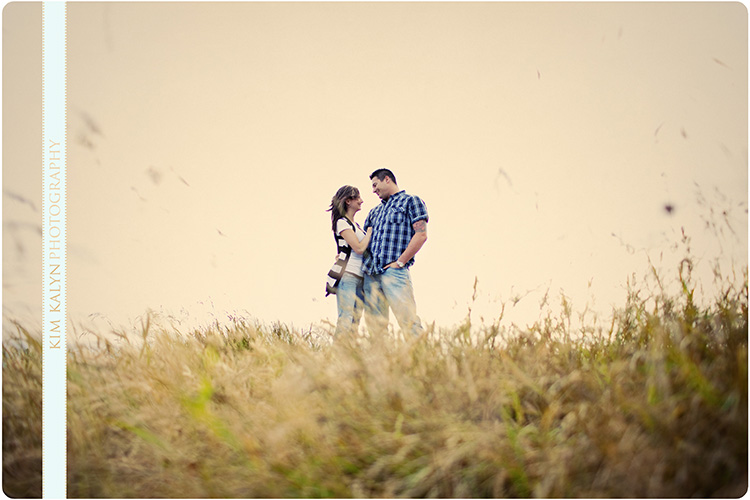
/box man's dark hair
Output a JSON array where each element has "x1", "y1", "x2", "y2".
[{"x1": 370, "y1": 168, "x2": 397, "y2": 185}]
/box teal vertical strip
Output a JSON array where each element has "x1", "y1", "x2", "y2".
[{"x1": 42, "y1": 2, "x2": 67, "y2": 498}]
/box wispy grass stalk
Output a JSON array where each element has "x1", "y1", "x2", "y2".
[{"x1": 2, "y1": 256, "x2": 747, "y2": 498}]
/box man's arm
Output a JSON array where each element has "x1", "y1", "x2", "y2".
[
  {"x1": 385, "y1": 219, "x2": 427, "y2": 268},
  {"x1": 363, "y1": 207, "x2": 376, "y2": 230}
]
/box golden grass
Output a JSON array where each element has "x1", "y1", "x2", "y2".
[{"x1": 3, "y1": 261, "x2": 748, "y2": 498}]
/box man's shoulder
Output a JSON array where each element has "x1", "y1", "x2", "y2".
[
  {"x1": 364, "y1": 204, "x2": 382, "y2": 226},
  {"x1": 396, "y1": 191, "x2": 425, "y2": 201},
  {"x1": 399, "y1": 192, "x2": 427, "y2": 211},
  {"x1": 367, "y1": 204, "x2": 384, "y2": 216},
  {"x1": 391, "y1": 191, "x2": 421, "y2": 205}
]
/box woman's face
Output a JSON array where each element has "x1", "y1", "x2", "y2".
[{"x1": 347, "y1": 195, "x2": 363, "y2": 213}]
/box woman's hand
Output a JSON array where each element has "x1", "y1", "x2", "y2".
[{"x1": 341, "y1": 226, "x2": 372, "y2": 255}]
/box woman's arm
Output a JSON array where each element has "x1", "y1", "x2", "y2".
[{"x1": 340, "y1": 227, "x2": 372, "y2": 254}]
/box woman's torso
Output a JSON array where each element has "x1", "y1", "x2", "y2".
[{"x1": 336, "y1": 217, "x2": 366, "y2": 277}]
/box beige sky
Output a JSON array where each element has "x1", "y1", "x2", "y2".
[{"x1": 3, "y1": 2, "x2": 748, "y2": 336}]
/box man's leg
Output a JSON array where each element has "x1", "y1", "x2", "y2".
[
  {"x1": 380, "y1": 268, "x2": 424, "y2": 337},
  {"x1": 363, "y1": 273, "x2": 389, "y2": 336}
]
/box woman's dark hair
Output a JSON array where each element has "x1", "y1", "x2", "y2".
[
  {"x1": 370, "y1": 168, "x2": 397, "y2": 186},
  {"x1": 327, "y1": 185, "x2": 360, "y2": 230}
]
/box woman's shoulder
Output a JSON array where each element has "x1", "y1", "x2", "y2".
[{"x1": 335, "y1": 217, "x2": 355, "y2": 233}]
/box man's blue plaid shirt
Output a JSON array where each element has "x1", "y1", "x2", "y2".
[{"x1": 363, "y1": 190, "x2": 429, "y2": 275}]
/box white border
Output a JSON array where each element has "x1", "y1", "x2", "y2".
[{"x1": 41, "y1": 1, "x2": 67, "y2": 498}]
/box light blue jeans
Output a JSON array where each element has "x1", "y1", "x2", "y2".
[
  {"x1": 364, "y1": 267, "x2": 424, "y2": 337},
  {"x1": 335, "y1": 272, "x2": 365, "y2": 336}
]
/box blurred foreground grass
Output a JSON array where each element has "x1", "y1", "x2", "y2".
[{"x1": 3, "y1": 261, "x2": 748, "y2": 498}]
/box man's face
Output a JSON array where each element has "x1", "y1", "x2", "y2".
[{"x1": 371, "y1": 177, "x2": 389, "y2": 200}]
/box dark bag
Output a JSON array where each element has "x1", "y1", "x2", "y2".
[{"x1": 325, "y1": 217, "x2": 356, "y2": 296}]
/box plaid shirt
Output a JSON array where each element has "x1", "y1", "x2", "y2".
[{"x1": 363, "y1": 191, "x2": 429, "y2": 275}]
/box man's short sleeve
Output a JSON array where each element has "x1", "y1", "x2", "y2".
[{"x1": 408, "y1": 195, "x2": 429, "y2": 225}]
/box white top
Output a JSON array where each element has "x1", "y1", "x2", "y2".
[{"x1": 336, "y1": 218, "x2": 366, "y2": 277}]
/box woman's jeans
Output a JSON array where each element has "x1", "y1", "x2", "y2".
[
  {"x1": 335, "y1": 272, "x2": 365, "y2": 336},
  {"x1": 364, "y1": 267, "x2": 424, "y2": 337}
]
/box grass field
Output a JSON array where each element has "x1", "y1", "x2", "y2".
[{"x1": 3, "y1": 256, "x2": 747, "y2": 498}]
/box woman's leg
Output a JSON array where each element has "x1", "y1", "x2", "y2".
[{"x1": 335, "y1": 273, "x2": 363, "y2": 336}]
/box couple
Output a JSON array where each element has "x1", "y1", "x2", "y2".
[{"x1": 326, "y1": 168, "x2": 428, "y2": 338}]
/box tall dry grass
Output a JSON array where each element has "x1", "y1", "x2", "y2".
[{"x1": 3, "y1": 257, "x2": 747, "y2": 498}]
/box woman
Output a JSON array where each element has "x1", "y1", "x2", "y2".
[{"x1": 326, "y1": 185, "x2": 372, "y2": 337}]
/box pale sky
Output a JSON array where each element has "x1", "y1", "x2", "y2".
[{"x1": 3, "y1": 2, "x2": 748, "y2": 337}]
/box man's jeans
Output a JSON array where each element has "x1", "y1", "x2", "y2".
[
  {"x1": 364, "y1": 267, "x2": 424, "y2": 337},
  {"x1": 335, "y1": 272, "x2": 365, "y2": 336}
]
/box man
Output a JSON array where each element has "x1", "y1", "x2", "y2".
[{"x1": 362, "y1": 168, "x2": 428, "y2": 337}]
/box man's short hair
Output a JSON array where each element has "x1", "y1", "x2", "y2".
[{"x1": 370, "y1": 168, "x2": 397, "y2": 185}]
